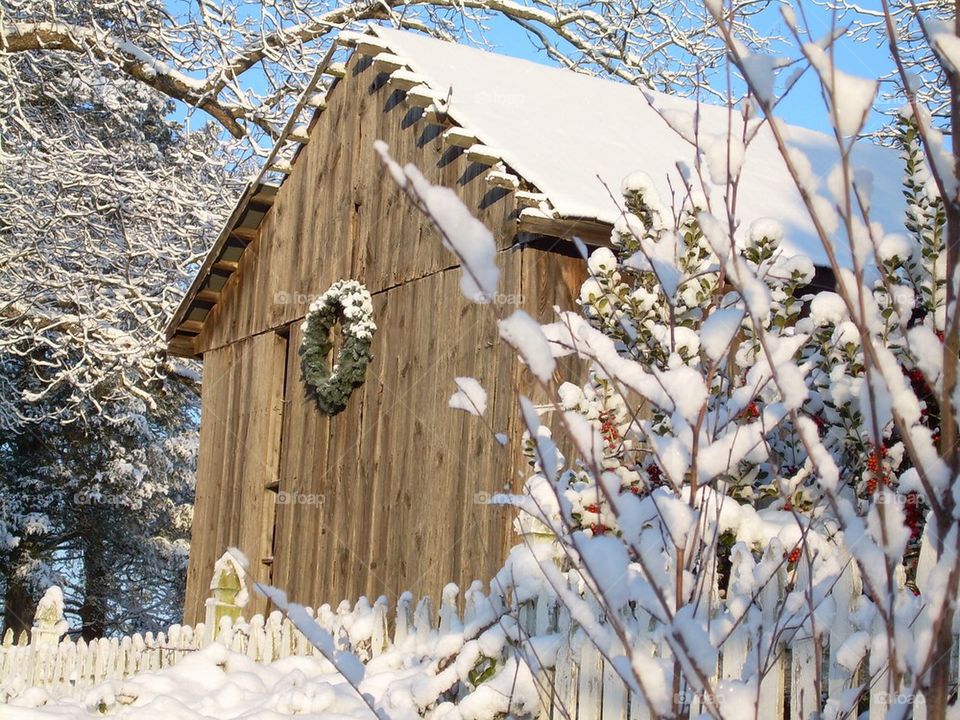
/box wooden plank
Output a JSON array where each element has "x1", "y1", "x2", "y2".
[
  {"x1": 268, "y1": 160, "x2": 293, "y2": 175},
  {"x1": 486, "y1": 170, "x2": 520, "y2": 190},
  {"x1": 305, "y1": 92, "x2": 327, "y2": 109},
  {"x1": 213, "y1": 259, "x2": 239, "y2": 273},
  {"x1": 177, "y1": 319, "x2": 204, "y2": 334},
  {"x1": 517, "y1": 211, "x2": 613, "y2": 248},
  {"x1": 465, "y1": 144, "x2": 502, "y2": 166},
  {"x1": 789, "y1": 565, "x2": 818, "y2": 720},
  {"x1": 405, "y1": 84, "x2": 446, "y2": 108},
  {"x1": 230, "y1": 227, "x2": 258, "y2": 244},
  {"x1": 442, "y1": 127, "x2": 481, "y2": 149},
  {"x1": 235, "y1": 332, "x2": 287, "y2": 616},
  {"x1": 289, "y1": 126, "x2": 311, "y2": 144},
  {"x1": 578, "y1": 640, "x2": 604, "y2": 720},
  {"x1": 272, "y1": 322, "x2": 330, "y2": 606},
  {"x1": 388, "y1": 68, "x2": 427, "y2": 91},
  {"x1": 181, "y1": 343, "x2": 233, "y2": 623},
  {"x1": 249, "y1": 187, "x2": 277, "y2": 208},
  {"x1": 354, "y1": 36, "x2": 391, "y2": 56},
  {"x1": 516, "y1": 191, "x2": 550, "y2": 209},
  {"x1": 168, "y1": 334, "x2": 196, "y2": 358},
  {"x1": 371, "y1": 52, "x2": 407, "y2": 74}
]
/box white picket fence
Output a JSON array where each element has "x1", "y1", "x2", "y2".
[{"x1": 1, "y1": 547, "x2": 956, "y2": 718}]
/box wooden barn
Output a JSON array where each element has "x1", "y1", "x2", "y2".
[{"x1": 166, "y1": 27, "x2": 905, "y2": 623}]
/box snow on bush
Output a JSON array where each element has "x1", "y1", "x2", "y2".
[{"x1": 378, "y1": 51, "x2": 957, "y2": 709}]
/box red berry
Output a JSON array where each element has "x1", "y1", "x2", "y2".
[
  {"x1": 739, "y1": 401, "x2": 760, "y2": 420},
  {"x1": 788, "y1": 548, "x2": 801, "y2": 564}
]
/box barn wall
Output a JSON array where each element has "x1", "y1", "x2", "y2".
[
  {"x1": 193, "y1": 51, "x2": 517, "y2": 356},
  {"x1": 183, "y1": 243, "x2": 585, "y2": 621},
  {"x1": 270, "y1": 254, "x2": 519, "y2": 605},
  {"x1": 182, "y1": 44, "x2": 591, "y2": 622}
]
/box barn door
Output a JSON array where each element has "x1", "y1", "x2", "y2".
[{"x1": 183, "y1": 330, "x2": 288, "y2": 623}]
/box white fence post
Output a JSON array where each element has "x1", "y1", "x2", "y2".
[
  {"x1": 31, "y1": 587, "x2": 68, "y2": 648},
  {"x1": 204, "y1": 550, "x2": 248, "y2": 644}
]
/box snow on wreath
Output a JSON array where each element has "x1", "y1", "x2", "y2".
[{"x1": 300, "y1": 280, "x2": 377, "y2": 415}]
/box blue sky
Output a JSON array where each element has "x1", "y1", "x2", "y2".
[
  {"x1": 471, "y1": 9, "x2": 892, "y2": 135},
  {"x1": 169, "y1": 3, "x2": 893, "y2": 137}
]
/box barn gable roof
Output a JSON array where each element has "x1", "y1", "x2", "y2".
[
  {"x1": 370, "y1": 26, "x2": 906, "y2": 265},
  {"x1": 167, "y1": 27, "x2": 905, "y2": 356}
]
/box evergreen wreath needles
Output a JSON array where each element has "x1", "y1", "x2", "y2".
[{"x1": 300, "y1": 280, "x2": 377, "y2": 415}]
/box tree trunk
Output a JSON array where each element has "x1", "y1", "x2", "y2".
[
  {"x1": 2, "y1": 550, "x2": 35, "y2": 636},
  {"x1": 79, "y1": 539, "x2": 109, "y2": 641}
]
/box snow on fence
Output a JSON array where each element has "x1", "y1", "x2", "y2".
[{"x1": 0, "y1": 548, "x2": 953, "y2": 718}]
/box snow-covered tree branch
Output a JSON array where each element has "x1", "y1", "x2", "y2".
[
  {"x1": 0, "y1": 1, "x2": 234, "y2": 636},
  {"x1": 1, "y1": 0, "x2": 780, "y2": 153},
  {"x1": 373, "y1": 1, "x2": 960, "y2": 716}
]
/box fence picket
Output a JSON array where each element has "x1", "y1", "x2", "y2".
[
  {"x1": 550, "y1": 598, "x2": 578, "y2": 720},
  {"x1": 371, "y1": 597, "x2": 388, "y2": 658},
  {"x1": 577, "y1": 636, "x2": 604, "y2": 720},
  {"x1": 601, "y1": 654, "x2": 628, "y2": 720},
  {"x1": 868, "y1": 610, "x2": 890, "y2": 717},
  {"x1": 789, "y1": 562, "x2": 818, "y2": 720},
  {"x1": 414, "y1": 596, "x2": 435, "y2": 644}
]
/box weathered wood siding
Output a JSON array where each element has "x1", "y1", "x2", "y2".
[
  {"x1": 194, "y1": 52, "x2": 517, "y2": 356},
  {"x1": 184, "y1": 332, "x2": 286, "y2": 623},
  {"x1": 183, "y1": 46, "x2": 588, "y2": 621},
  {"x1": 271, "y1": 259, "x2": 513, "y2": 605}
]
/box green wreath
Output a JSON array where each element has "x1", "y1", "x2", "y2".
[{"x1": 300, "y1": 279, "x2": 377, "y2": 415}]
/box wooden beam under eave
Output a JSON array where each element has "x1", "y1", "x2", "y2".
[
  {"x1": 326, "y1": 62, "x2": 347, "y2": 79},
  {"x1": 355, "y1": 37, "x2": 391, "y2": 56},
  {"x1": 178, "y1": 319, "x2": 205, "y2": 334},
  {"x1": 465, "y1": 145, "x2": 502, "y2": 166},
  {"x1": 516, "y1": 213, "x2": 613, "y2": 248},
  {"x1": 442, "y1": 127, "x2": 480, "y2": 149},
  {"x1": 289, "y1": 128, "x2": 311, "y2": 144},
  {"x1": 268, "y1": 160, "x2": 293, "y2": 175},
  {"x1": 249, "y1": 188, "x2": 277, "y2": 208},
  {"x1": 196, "y1": 289, "x2": 220, "y2": 304},
  {"x1": 388, "y1": 68, "x2": 427, "y2": 91},
  {"x1": 230, "y1": 227, "x2": 258, "y2": 245},
  {"x1": 168, "y1": 334, "x2": 197, "y2": 358},
  {"x1": 213, "y1": 259, "x2": 239, "y2": 273},
  {"x1": 405, "y1": 85, "x2": 445, "y2": 109},
  {"x1": 372, "y1": 53, "x2": 407, "y2": 75}
]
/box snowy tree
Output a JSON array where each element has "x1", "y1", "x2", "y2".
[
  {"x1": 820, "y1": 0, "x2": 956, "y2": 131},
  {"x1": 0, "y1": 0, "x2": 781, "y2": 157},
  {"x1": 0, "y1": 1, "x2": 232, "y2": 636}
]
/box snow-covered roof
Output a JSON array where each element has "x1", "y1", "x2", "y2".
[
  {"x1": 168, "y1": 27, "x2": 907, "y2": 354},
  {"x1": 370, "y1": 26, "x2": 906, "y2": 267}
]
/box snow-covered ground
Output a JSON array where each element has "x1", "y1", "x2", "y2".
[{"x1": 12, "y1": 643, "x2": 419, "y2": 719}]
